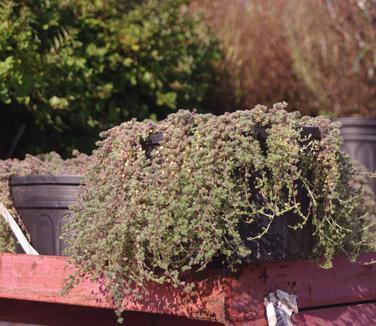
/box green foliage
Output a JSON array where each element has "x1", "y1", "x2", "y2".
[
  {"x1": 0, "y1": 151, "x2": 91, "y2": 252},
  {"x1": 63, "y1": 104, "x2": 371, "y2": 319},
  {"x1": 350, "y1": 162, "x2": 376, "y2": 250},
  {"x1": 0, "y1": 0, "x2": 221, "y2": 157}
]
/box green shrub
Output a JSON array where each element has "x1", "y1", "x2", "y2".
[
  {"x1": 63, "y1": 104, "x2": 371, "y2": 320},
  {"x1": 0, "y1": 0, "x2": 221, "y2": 158},
  {"x1": 0, "y1": 151, "x2": 91, "y2": 252}
]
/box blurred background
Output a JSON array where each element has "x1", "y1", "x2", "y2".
[{"x1": 0, "y1": 0, "x2": 374, "y2": 159}]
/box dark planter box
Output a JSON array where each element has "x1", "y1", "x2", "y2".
[
  {"x1": 143, "y1": 127, "x2": 320, "y2": 262},
  {"x1": 337, "y1": 118, "x2": 376, "y2": 194},
  {"x1": 10, "y1": 175, "x2": 81, "y2": 256}
]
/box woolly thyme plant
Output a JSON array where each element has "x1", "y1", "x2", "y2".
[
  {"x1": 0, "y1": 152, "x2": 90, "y2": 252},
  {"x1": 63, "y1": 103, "x2": 371, "y2": 320}
]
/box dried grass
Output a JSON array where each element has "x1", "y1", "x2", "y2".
[{"x1": 191, "y1": 0, "x2": 375, "y2": 116}]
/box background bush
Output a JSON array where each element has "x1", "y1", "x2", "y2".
[
  {"x1": 0, "y1": 0, "x2": 222, "y2": 159},
  {"x1": 191, "y1": 0, "x2": 375, "y2": 117},
  {"x1": 2, "y1": 0, "x2": 373, "y2": 160}
]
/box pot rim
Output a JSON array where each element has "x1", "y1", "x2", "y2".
[
  {"x1": 10, "y1": 175, "x2": 81, "y2": 186},
  {"x1": 336, "y1": 117, "x2": 376, "y2": 127}
]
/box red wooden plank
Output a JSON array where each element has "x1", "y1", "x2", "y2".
[
  {"x1": 0, "y1": 253, "x2": 375, "y2": 325},
  {"x1": 293, "y1": 302, "x2": 376, "y2": 325},
  {"x1": 0, "y1": 254, "x2": 226, "y2": 324},
  {"x1": 0, "y1": 298, "x2": 222, "y2": 326},
  {"x1": 263, "y1": 254, "x2": 376, "y2": 308},
  {"x1": 224, "y1": 253, "x2": 376, "y2": 322}
]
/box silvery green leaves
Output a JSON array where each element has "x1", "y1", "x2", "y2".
[{"x1": 63, "y1": 105, "x2": 371, "y2": 318}]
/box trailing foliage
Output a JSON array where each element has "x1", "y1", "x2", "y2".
[
  {"x1": 0, "y1": 0, "x2": 221, "y2": 158},
  {"x1": 0, "y1": 152, "x2": 91, "y2": 252},
  {"x1": 64, "y1": 104, "x2": 372, "y2": 320},
  {"x1": 350, "y1": 162, "x2": 376, "y2": 248}
]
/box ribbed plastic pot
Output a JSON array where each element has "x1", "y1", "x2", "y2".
[
  {"x1": 10, "y1": 175, "x2": 81, "y2": 256},
  {"x1": 337, "y1": 118, "x2": 376, "y2": 194}
]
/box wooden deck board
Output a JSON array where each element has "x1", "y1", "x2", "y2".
[
  {"x1": 0, "y1": 252, "x2": 375, "y2": 325},
  {"x1": 294, "y1": 302, "x2": 376, "y2": 325}
]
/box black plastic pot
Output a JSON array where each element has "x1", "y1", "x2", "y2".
[
  {"x1": 143, "y1": 127, "x2": 320, "y2": 262},
  {"x1": 10, "y1": 175, "x2": 81, "y2": 256},
  {"x1": 337, "y1": 118, "x2": 376, "y2": 194}
]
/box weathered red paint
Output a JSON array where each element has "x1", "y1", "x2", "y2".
[
  {"x1": 0, "y1": 253, "x2": 375, "y2": 325},
  {"x1": 224, "y1": 254, "x2": 376, "y2": 322},
  {"x1": 294, "y1": 302, "x2": 376, "y2": 325},
  {"x1": 0, "y1": 254, "x2": 226, "y2": 324},
  {"x1": 0, "y1": 298, "x2": 222, "y2": 326}
]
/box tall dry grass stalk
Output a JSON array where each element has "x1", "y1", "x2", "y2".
[{"x1": 192, "y1": 0, "x2": 375, "y2": 116}]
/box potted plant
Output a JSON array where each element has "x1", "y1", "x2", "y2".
[
  {"x1": 0, "y1": 152, "x2": 89, "y2": 255},
  {"x1": 62, "y1": 103, "x2": 371, "y2": 320},
  {"x1": 141, "y1": 127, "x2": 321, "y2": 263}
]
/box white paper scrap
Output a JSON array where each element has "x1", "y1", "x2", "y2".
[{"x1": 264, "y1": 289, "x2": 298, "y2": 326}]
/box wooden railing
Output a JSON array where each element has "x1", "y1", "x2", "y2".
[{"x1": 0, "y1": 253, "x2": 375, "y2": 325}]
